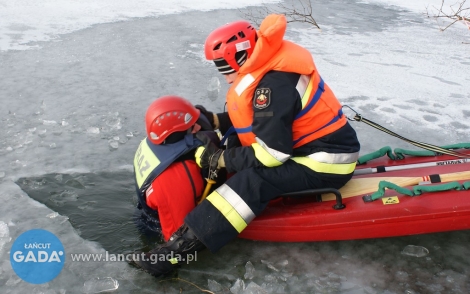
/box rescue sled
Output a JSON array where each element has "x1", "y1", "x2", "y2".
[{"x1": 239, "y1": 147, "x2": 470, "y2": 242}]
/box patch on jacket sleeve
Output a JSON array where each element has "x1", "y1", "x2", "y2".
[{"x1": 254, "y1": 88, "x2": 271, "y2": 109}]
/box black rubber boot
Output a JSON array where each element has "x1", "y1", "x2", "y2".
[{"x1": 128, "y1": 223, "x2": 205, "y2": 277}]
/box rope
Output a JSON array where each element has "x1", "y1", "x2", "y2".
[
  {"x1": 357, "y1": 143, "x2": 470, "y2": 164},
  {"x1": 354, "y1": 115, "x2": 468, "y2": 158},
  {"x1": 394, "y1": 143, "x2": 470, "y2": 158},
  {"x1": 343, "y1": 105, "x2": 469, "y2": 159}
]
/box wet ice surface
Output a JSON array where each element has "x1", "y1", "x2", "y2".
[
  {"x1": 0, "y1": 0, "x2": 281, "y2": 51},
  {"x1": 1, "y1": 0, "x2": 470, "y2": 293},
  {"x1": 83, "y1": 277, "x2": 119, "y2": 293},
  {"x1": 401, "y1": 245, "x2": 430, "y2": 258}
]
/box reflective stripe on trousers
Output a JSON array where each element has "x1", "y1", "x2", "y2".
[
  {"x1": 206, "y1": 184, "x2": 256, "y2": 233},
  {"x1": 292, "y1": 151, "x2": 359, "y2": 174}
]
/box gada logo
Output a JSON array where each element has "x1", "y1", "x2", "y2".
[{"x1": 10, "y1": 229, "x2": 65, "y2": 284}]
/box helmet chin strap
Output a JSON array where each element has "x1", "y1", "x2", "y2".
[{"x1": 162, "y1": 126, "x2": 194, "y2": 145}]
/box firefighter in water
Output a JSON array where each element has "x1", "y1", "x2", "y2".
[
  {"x1": 130, "y1": 14, "x2": 360, "y2": 277},
  {"x1": 132, "y1": 95, "x2": 215, "y2": 242}
]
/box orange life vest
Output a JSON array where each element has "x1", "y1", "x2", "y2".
[{"x1": 226, "y1": 14, "x2": 346, "y2": 148}]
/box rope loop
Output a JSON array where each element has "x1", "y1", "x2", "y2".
[{"x1": 342, "y1": 105, "x2": 362, "y2": 122}]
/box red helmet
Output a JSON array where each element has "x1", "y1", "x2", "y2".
[
  {"x1": 145, "y1": 95, "x2": 200, "y2": 144},
  {"x1": 204, "y1": 20, "x2": 257, "y2": 72}
]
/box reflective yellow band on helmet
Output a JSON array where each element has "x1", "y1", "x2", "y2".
[
  {"x1": 133, "y1": 139, "x2": 161, "y2": 189},
  {"x1": 194, "y1": 146, "x2": 205, "y2": 168},
  {"x1": 206, "y1": 184, "x2": 255, "y2": 233},
  {"x1": 291, "y1": 156, "x2": 357, "y2": 175}
]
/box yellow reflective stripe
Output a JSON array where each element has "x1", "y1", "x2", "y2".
[
  {"x1": 207, "y1": 192, "x2": 247, "y2": 233},
  {"x1": 206, "y1": 184, "x2": 255, "y2": 233},
  {"x1": 133, "y1": 139, "x2": 161, "y2": 189},
  {"x1": 252, "y1": 143, "x2": 284, "y2": 167},
  {"x1": 169, "y1": 258, "x2": 178, "y2": 264},
  {"x1": 291, "y1": 157, "x2": 356, "y2": 175},
  {"x1": 300, "y1": 75, "x2": 314, "y2": 108},
  {"x1": 216, "y1": 184, "x2": 256, "y2": 223},
  {"x1": 195, "y1": 146, "x2": 204, "y2": 167}
]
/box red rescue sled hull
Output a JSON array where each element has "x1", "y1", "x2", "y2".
[{"x1": 239, "y1": 151, "x2": 470, "y2": 242}]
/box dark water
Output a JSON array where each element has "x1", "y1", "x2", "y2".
[
  {"x1": 16, "y1": 171, "x2": 470, "y2": 293},
  {"x1": 16, "y1": 171, "x2": 148, "y2": 254}
]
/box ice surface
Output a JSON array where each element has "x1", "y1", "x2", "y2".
[
  {"x1": 207, "y1": 76, "x2": 221, "y2": 101},
  {"x1": 401, "y1": 245, "x2": 430, "y2": 257},
  {"x1": 244, "y1": 261, "x2": 255, "y2": 280},
  {"x1": 261, "y1": 259, "x2": 279, "y2": 272},
  {"x1": 0, "y1": 221, "x2": 11, "y2": 257},
  {"x1": 230, "y1": 278, "x2": 245, "y2": 294},
  {"x1": 244, "y1": 281, "x2": 268, "y2": 294},
  {"x1": 0, "y1": 0, "x2": 282, "y2": 51},
  {"x1": 1, "y1": 0, "x2": 470, "y2": 293},
  {"x1": 83, "y1": 277, "x2": 119, "y2": 293},
  {"x1": 208, "y1": 279, "x2": 225, "y2": 292}
]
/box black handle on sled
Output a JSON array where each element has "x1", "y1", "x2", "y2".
[{"x1": 281, "y1": 188, "x2": 345, "y2": 210}]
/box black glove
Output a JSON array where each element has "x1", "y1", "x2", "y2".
[
  {"x1": 195, "y1": 105, "x2": 215, "y2": 130},
  {"x1": 195, "y1": 132, "x2": 224, "y2": 179}
]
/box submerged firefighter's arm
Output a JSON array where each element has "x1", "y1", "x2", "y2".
[{"x1": 223, "y1": 71, "x2": 302, "y2": 173}]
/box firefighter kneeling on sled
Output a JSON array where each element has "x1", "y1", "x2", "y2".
[{"x1": 130, "y1": 14, "x2": 361, "y2": 277}]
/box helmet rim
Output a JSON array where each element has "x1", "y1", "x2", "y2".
[
  {"x1": 145, "y1": 95, "x2": 200, "y2": 144},
  {"x1": 204, "y1": 20, "x2": 257, "y2": 72}
]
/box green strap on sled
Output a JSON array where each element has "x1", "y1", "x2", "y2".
[
  {"x1": 357, "y1": 146, "x2": 396, "y2": 164},
  {"x1": 369, "y1": 181, "x2": 414, "y2": 198},
  {"x1": 357, "y1": 143, "x2": 470, "y2": 165},
  {"x1": 462, "y1": 182, "x2": 470, "y2": 190},
  {"x1": 367, "y1": 181, "x2": 470, "y2": 202},
  {"x1": 413, "y1": 182, "x2": 463, "y2": 195},
  {"x1": 464, "y1": 182, "x2": 470, "y2": 190}
]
